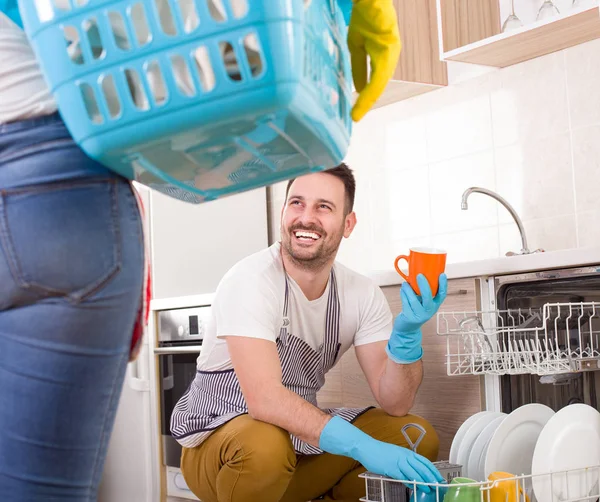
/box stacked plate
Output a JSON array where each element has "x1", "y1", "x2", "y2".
[
  {"x1": 531, "y1": 404, "x2": 600, "y2": 502},
  {"x1": 449, "y1": 403, "x2": 600, "y2": 501}
]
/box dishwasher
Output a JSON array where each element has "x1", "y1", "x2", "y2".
[{"x1": 363, "y1": 265, "x2": 600, "y2": 502}]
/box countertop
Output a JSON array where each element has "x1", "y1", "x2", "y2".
[
  {"x1": 150, "y1": 247, "x2": 600, "y2": 310},
  {"x1": 369, "y1": 246, "x2": 600, "y2": 287},
  {"x1": 150, "y1": 291, "x2": 215, "y2": 311}
]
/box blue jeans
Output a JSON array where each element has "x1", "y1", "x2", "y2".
[{"x1": 0, "y1": 113, "x2": 145, "y2": 501}]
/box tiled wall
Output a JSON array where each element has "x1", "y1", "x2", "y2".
[{"x1": 268, "y1": 38, "x2": 600, "y2": 276}]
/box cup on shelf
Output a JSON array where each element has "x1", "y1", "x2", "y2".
[
  {"x1": 536, "y1": 0, "x2": 560, "y2": 21},
  {"x1": 444, "y1": 477, "x2": 480, "y2": 502},
  {"x1": 571, "y1": 0, "x2": 598, "y2": 9},
  {"x1": 408, "y1": 483, "x2": 449, "y2": 502},
  {"x1": 502, "y1": 0, "x2": 523, "y2": 32},
  {"x1": 487, "y1": 471, "x2": 530, "y2": 502}
]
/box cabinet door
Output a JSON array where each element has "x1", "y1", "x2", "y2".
[
  {"x1": 98, "y1": 343, "x2": 155, "y2": 502},
  {"x1": 372, "y1": 0, "x2": 448, "y2": 108},
  {"x1": 150, "y1": 188, "x2": 268, "y2": 299}
]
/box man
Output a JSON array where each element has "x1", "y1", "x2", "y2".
[{"x1": 171, "y1": 164, "x2": 447, "y2": 502}]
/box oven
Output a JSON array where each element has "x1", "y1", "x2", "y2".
[{"x1": 155, "y1": 306, "x2": 211, "y2": 470}]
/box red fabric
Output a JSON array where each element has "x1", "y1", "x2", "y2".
[{"x1": 129, "y1": 185, "x2": 152, "y2": 362}]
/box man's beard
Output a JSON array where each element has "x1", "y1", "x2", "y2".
[{"x1": 281, "y1": 223, "x2": 344, "y2": 271}]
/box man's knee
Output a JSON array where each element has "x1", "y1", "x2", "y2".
[
  {"x1": 180, "y1": 415, "x2": 297, "y2": 502},
  {"x1": 229, "y1": 415, "x2": 297, "y2": 473},
  {"x1": 353, "y1": 409, "x2": 440, "y2": 461}
]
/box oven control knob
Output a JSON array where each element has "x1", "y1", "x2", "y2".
[{"x1": 177, "y1": 325, "x2": 185, "y2": 337}]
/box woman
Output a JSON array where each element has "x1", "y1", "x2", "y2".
[
  {"x1": 0, "y1": 0, "x2": 399, "y2": 500},
  {"x1": 0, "y1": 5, "x2": 146, "y2": 501}
]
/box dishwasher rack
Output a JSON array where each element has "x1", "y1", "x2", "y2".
[
  {"x1": 361, "y1": 464, "x2": 600, "y2": 502},
  {"x1": 437, "y1": 302, "x2": 600, "y2": 376}
]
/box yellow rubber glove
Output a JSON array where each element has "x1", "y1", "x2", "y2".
[{"x1": 348, "y1": 0, "x2": 402, "y2": 121}]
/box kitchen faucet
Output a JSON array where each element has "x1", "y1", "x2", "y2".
[{"x1": 461, "y1": 187, "x2": 543, "y2": 256}]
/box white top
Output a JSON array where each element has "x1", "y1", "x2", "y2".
[
  {"x1": 0, "y1": 13, "x2": 57, "y2": 124},
  {"x1": 197, "y1": 242, "x2": 394, "y2": 371}
]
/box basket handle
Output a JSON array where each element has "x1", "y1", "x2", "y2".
[{"x1": 401, "y1": 423, "x2": 427, "y2": 453}]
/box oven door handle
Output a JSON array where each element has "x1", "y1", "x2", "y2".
[{"x1": 154, "y1": 347, "x2": 202, "y2": 355}]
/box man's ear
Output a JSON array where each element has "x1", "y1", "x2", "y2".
[{"x1": 344, "y1": 211, "x2": 357, "y2": 238}]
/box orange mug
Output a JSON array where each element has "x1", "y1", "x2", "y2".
[
  {"x1": 487, "y1": 472, "x2": 530, "y2": 502},
  {"x1": 394, "y1": 247, "x2": 447, "y2": 296}
]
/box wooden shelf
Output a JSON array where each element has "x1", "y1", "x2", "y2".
[
  {"x1": 438, "y1": 0, "x2": 501, "y2": 53},
  {"x1": 366, "y1": 0, "x2": 448, "y2": 109},
  {"x1": 439, "y1": 4, "x2": 600, "y2": 68},
  {"x1": 372, "y1": 80, "x2": 444, "y2": 110},
  {"x1": 394, "y1": 0, "x2": 448, "y2": 86}
]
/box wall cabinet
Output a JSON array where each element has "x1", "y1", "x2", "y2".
[
  {"x1": 437, "y1": 0, "x2": 600, "y2": 68},
  {"x1": 373, "y1": 0, "x2": 448, "y2": 108}
]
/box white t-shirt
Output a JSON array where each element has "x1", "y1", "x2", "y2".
[
  {"x1": 197, "y1": 242, "x2": 393, "y2": 371},
  {"x1": 0, "y1": 13, "x2": 57, "y2": 124}
]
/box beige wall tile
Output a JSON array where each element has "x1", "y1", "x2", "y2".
[
  {"x1": 498, "y1": 214, "x2": 578, "y2": 255},
  {"x1": 431, "y1": 227, "x2": 500, "y2": 263},
  {"x1": 425, "y1": 75, "x2": 493, "y2": 163},
  {"x1": 490, "y1": 52, "x2": 569, "y2": 148},
  {"x1": 429, "y1": 151, "x2": 498, "y2": 234},
  {"x1": 577, "y1": 210, "x2": 600, "y2": 248},
  {"x1": 572, "y1": 125, "x2": 600, "y2": 213},
  {"x1": 566, "y1": 38, "x2": 600, "y2": 130},
  {"x1": 495, "y1": 133, "x2": 575, "y2": 222}
]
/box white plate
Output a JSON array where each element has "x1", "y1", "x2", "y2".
[
  {"x1": 477, "y1": 438, "x2": 491, "y2": 483},
  {"x1": 467, "y1": 415, "x2": 506, "y2": 481},
  {"x1": 485, "y1": 403, "x2": 555, "y2": 479},
  {"x1": 449, "y1": 411, "x2": 490, "y2": 464},
  {"x1": 456, "y1": 412, "x2": 506, "y2": 478},
  {"x1": 532, "y1": 404, "x2": 600, "y2": 502}
]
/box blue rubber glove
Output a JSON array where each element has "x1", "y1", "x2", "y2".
[
  {"x1": 386, "y1": 274, "x2": 448, "y2": 364},
  {"x1": 320, "y1": 416, "x2": 444, "y2": 492},
  {"x1": 0, "y1": 0, "x2": 23, "y2": 28}
]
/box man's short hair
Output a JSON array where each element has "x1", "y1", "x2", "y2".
[{"x1": 285, "y1": 163, "x2": 356, "y2": 214}]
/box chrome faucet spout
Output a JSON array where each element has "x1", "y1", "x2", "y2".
[{"x1": 461, "y1": 187, "x2": 530, "y2": 255}]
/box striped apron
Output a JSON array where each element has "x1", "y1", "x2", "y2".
[{"x1": 171, "y1": 268, "x2": 371, "y2": 455}]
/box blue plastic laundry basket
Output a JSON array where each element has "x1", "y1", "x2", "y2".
[{"x1": 19, "y1": 0, "x2": 352, "y2": 203}]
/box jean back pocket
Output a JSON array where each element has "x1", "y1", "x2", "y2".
[{"x1": 0, "y1": 179, "x2": 121, "y2": 303}]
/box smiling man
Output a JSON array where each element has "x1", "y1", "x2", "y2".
[{"x1": 171, "y1": 164, "x2": 448, "y2": 502}]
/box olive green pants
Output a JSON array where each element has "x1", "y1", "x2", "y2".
[{"x1": 180, "y1": 408, "x2": 439, "y2": 502}]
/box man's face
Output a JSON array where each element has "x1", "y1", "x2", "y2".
[{"x1": 280, "y1": 172, "x2": 356, "y2": 270}]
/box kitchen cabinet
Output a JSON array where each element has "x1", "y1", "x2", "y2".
[
  {"x1": 317, "y1": 277, "x2": 482, "y2": 460},
  {"x1": 437, "y1": 0, "x2": 600, "y2": 67},
  {"x1": 98, "y1": 344, "x2": 156, "y2": 502},
  {"x1": 373, "y1": 0, "x2": 448, "y2": 108},
  {"x1": 149, "y1": 187, "x2": 269, "y2": 299}
]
